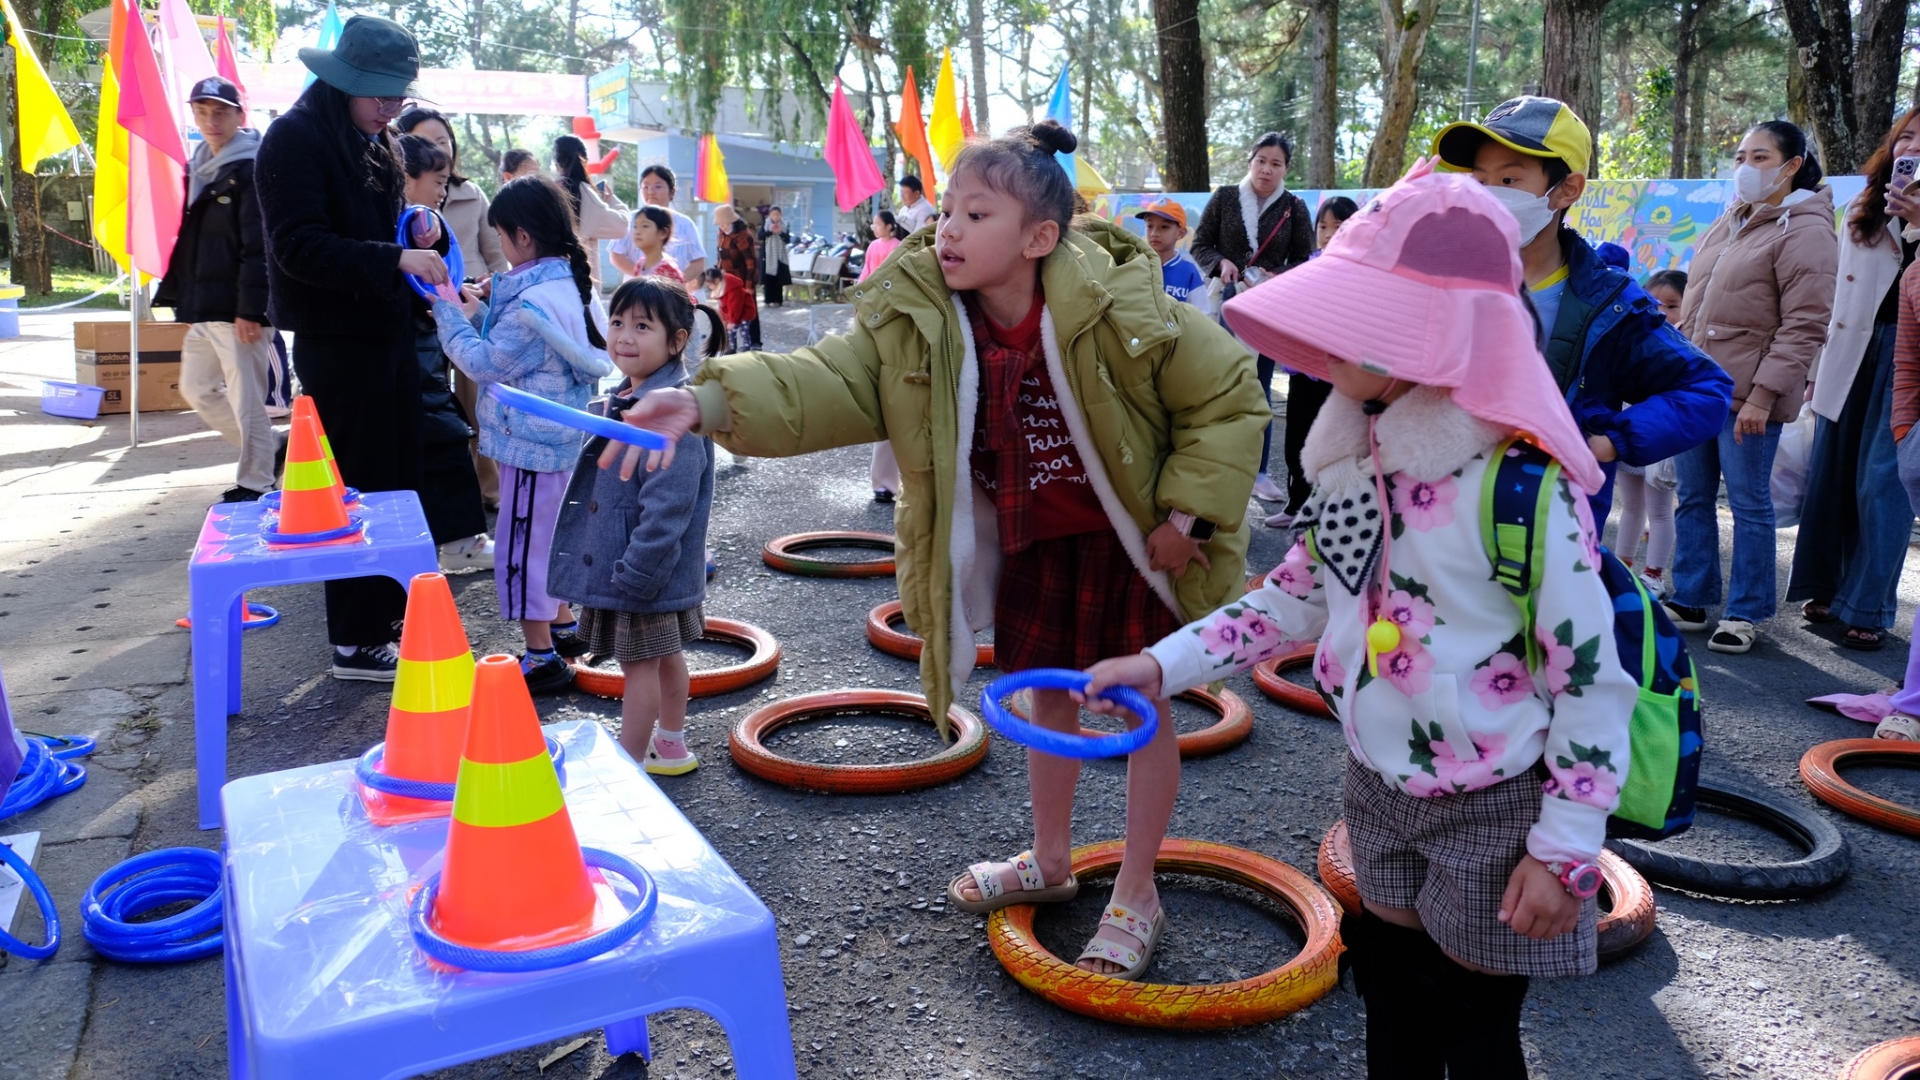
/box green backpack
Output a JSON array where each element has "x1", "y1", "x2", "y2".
[{"x1": 1480, "y1": 439, "x2": 1703, "y2": 840}]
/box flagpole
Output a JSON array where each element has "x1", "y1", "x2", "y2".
[{"x1": 128, "y1": 260, "x2": 140, "y2": 447}]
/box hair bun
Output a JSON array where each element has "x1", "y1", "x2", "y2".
[{"x1": 1028, "y1": 120, "x2": 1078, "y2": 157}]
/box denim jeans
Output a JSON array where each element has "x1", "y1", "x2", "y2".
[
  {"x1": 1672, "y1": 412, "x2": 1782, "y2": 624},
  {"x1": 1257, "y1": 355, "x2": 1276, "y2": 474},
  {"x1": 1786, "y1": 324, "x2": 1912, "y2": 628}
]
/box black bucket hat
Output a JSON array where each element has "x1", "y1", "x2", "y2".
[{"x1": 298, "y1": 16, "x2": 422, "y2": 99}]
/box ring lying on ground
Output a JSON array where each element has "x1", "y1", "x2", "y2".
[
  {"x1": 761, "y1": 531, "x2": 897, "y2": 577},
  {"x1": 729, "y1": 689, "x2": 986, "y2": 794},
  {"x1": 1251, "y1": 646, "x2": 1333, "y2": 719},
  {"x1": 1840, "y1": 1037, "x2": 1920, "y2": 1080},
  {"x1": 1005, "y1": 686, "x2": 1253, "y2": 760},
  {"x1": 0, "y1": 838, "x2": 58, "y2": 960},
  {"x1": 571, "y1": 618, "x2": 781, "y2": 700},
  {"x1": 866, "y1": 600, "x2": 995, "y2": 667},
  {"x1": 1606, "y1": 782, "x2": 1850, "y2": 900},
  {"x1": 986, "y1": 838, "x2": 1342, "y2": 1029},
  {"x1": 1799, "y1": 738, "x2": 1920, "y2": 837},
  {"x1": 1316, "y1": 820, "x2": 1656, "y2": 963}
]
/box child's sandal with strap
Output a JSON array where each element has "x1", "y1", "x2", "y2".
[
  {"x1": 1075, "y1": 902, "x2": 1167, "y2": 982},
  {"x1": 946, "y1": 849, "x2": 1079, "y2": 914}
]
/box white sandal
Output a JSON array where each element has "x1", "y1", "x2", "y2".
[
  {"x1": 1707, "y1": 619, "x2": 1756, "y2": 654},
  {"x1": 1075, "y1": 901, "x2": 1166, "y2": 982},
  {"x1": 946, "y1": 850, "x2": 1079, "y2": 913},
  {"x1": 1875, "y1": 713, "x2": 1920, "y2": 741}
]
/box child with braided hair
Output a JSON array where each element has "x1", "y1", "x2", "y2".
[{"x1": 433, "y1": 174, "x2": 614, "y2": 693}]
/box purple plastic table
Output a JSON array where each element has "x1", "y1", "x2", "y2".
[
  {"x1": 187, "y1": 492, "x2": 437, "y2": 828},
  {"x1": 221, "y1": 720, "x2": 796, "y2": 1079}
]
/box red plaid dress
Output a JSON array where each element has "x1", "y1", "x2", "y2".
[{"x1": 968, "y1": 296, "x2": 1180, "y2": 672}]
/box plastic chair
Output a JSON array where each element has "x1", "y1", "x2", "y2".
[
  {"x1": 221, "y1": 720, "x2": 796, "y2": 1080},
  {"x1": 188, "y1": 492, "x2": 438, "y2": 828}
]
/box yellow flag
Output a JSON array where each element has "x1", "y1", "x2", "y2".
[
  {"x1": 928, "y1": 49, "x2": 964, "y2": 173},
  {"x1": 2, "y1": 0, "x2": 80, "y2": 171},
  {"x1": 1075, "y1": 156, "x2": 1112, "y2": 195},
  {"x1": 91, "y1": 55, "x2": 131, "y2": 273}
]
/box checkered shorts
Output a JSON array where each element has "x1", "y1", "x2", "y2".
[
  {"x1": 1344, "y1": 755, "x2": 1598, "y2": 977},
  {"x1": 992, "y1": 531, "x2": 1183, "y2": 673}
]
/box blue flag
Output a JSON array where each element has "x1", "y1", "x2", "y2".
[
  {"x1": 1045, "y1": 67, "x2": 1077, "y2": 183},
  {"x1": 302, "y1": 0, "x2": 343, "y2": 89}
]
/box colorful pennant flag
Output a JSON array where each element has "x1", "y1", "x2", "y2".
[
  {"x1": 91, "y1": 0, "x2": 131, "y2": 273},
  {"x1": 214, "y1": 16, "x2": 246, "y2": 105},
  {"x1": 1045, "y1": 66, "x2": 1110, "y2": 195},
  {"x1": 893, "y1": 66, "x2": 936, "y2": 199},
  {"x1": 158, "y1": 0, "x2": 216, "y2": 116},
  {"x1": 928, "y1": 49, "x2": 964, "y2": 173},
  {"x1": 959, "y1": 79, "x2": 976, "y2": 139},
  {"x1": 0, "y1": 0, "x2": 81, "y2": 171},
  {"x1": 696, "y1": 134, "x2": 731, "y2": 204},
  {"x1": 303, "y1": 0, "x2": 341, "y2": 89},
  {"x1": 115, "y1": 0, "x2": 187, "y2": 276},
  {"x1": 824, "y1": 79, "x2": 884, "y2": 212}
]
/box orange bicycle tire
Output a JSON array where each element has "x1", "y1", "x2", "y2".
[
  {"x1": 1318, "y1": 820, "x2": 1654, "y2": 963},
  {"x1": 761, "y1": 530, "x2": 897, "y2": 577},
  {"x1": 866, "y1": 599, "x2": 995, "y2": 667},
  {"x1": 1005, "y1": 687, "x2": 1254, "y2": 760},
  {"x1": 985, "y1": 838, "x2": 1343, "y2": 1029},
  {"x1": 571, "y1": 617, "x2": 781, "y2": 701},
  {"x1": 728, "y1": 689, "x2": 986, "y2": 794},
  {"x1": 1252, "y1": 645, "x2": 1333, "y2": 719},
  {"x1": 1800, "y1": 738, "x2": 1920, "y2": 836},
  {"x1": 1840, "y1": 1038, "x2": 1920, "y2": 1079}
]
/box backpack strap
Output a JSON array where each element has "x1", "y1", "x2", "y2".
[{"x1": 1480, "y1": 439, "x2": 1561, "y2": 669}]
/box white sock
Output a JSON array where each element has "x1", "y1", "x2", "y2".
[
  {"x1": 335, "y1": 645, "x2": 357, "y2": 658},
  {"x1": 651, "y1": 729, "x2": 688, "y2": 756}
]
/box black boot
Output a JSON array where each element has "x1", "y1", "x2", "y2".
[
  {"x1": 1349, "y1": 910, "x2": 1447, "y2": 1080},
  {"x1": 1438, "y1": 963, "x2": 1531, "y2": 1079}
]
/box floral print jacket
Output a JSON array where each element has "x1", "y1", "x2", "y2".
[{"x1": 1145, "y1": 387, "x2": 1637, "y2": 865}]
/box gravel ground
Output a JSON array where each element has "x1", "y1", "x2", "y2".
[{"x1": 49, "y1": 303, "x2": 1920, "y2": 1079}]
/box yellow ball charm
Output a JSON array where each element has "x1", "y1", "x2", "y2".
[{"x1": 1367, "y1": 618, "x2": 1401, "y2": 658}]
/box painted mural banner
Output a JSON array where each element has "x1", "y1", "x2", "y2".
[{"x1": 1094, "y1": 177, "x2": 1868, "y2": 282}]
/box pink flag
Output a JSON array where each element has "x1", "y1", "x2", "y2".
[
  {"x1": 115, "y1": 0, "x2": 185, "y2": 275},
  {"x1": 116, "y1": 0, "x2": 187, "y2": 163},
  {"x1": 824, "y1": 78, "x2": 884, "y2": 212},
  {"x1": 214, "y1": 17, "x2": 246, "y2": 104},
  {"x1": 157, "y1": 0, "x2": 216, "y2": 117}
]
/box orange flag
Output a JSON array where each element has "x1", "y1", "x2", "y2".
[
  {"x1": 960, "y1": 79, "x2": 976, "y2": 138},
  {"x1": 893, "y1": 66, "x2": 937, "y2": 200}
]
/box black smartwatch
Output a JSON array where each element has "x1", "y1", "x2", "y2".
[{"x1": 1169, "y1": 511, "x2": 1217, "y2": 542}]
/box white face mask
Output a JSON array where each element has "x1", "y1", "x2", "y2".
[
  {"x1": 1484, "y1": 183, "x2": 1558, "y2": 246},
  {"x1": 1733, "y1": 162, "x2": 1785, "y2": 204}
]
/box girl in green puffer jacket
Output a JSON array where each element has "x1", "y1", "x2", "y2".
[{"x1": 602, "y1": 121, "x2": 1269, "y2": 981}]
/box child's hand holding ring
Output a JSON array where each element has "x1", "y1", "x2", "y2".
[{"x1": 1078, "y1": 654, "x2": 1165, "y2": 711}]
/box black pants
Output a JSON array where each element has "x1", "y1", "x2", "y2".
[
  {"x1": 292, "y1": 331, "x2": 423, "y2": 646},
  {"x1": 763, "y1": 275, "x2": 785, "y2": 307},
  {"x1": 420, "y1": 439, "x2": 487, "y2": 546},
  {"x1": 1284, "y1": 372, "x2": 1334, "y2": 514}
]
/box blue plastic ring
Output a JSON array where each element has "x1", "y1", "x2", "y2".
[
  {"x1": 260, "y1": 488, "x2": 359, "y2": 510},
  {"x1": 0, "y1": 837, "x2": 59, "y2": 960},
  {"x1": 396, "y1": 205, "x2": 465, "y2": 300},
  {"x1": 356, "y1": 735, "x2": 568, "y2": 803},
  {"x1": 409, "y1": 847, "x2": 657, "y2": 972},
  {"x1": 261, "y1": 514, "x2": 366, "y2": 546},
  {"x1": 22, "y1": 733, "x2": 95, "y2": 760},
  {"x1": 80, "y1": 846, "x2": 222, "y2": 963},
  {"x1": 241, "y1": 603, "x2": 281, "y2": 629},
  {"x1": 488, "y1": 384, "x2": 671, "y2": 451},
  {"x1": 1, "y1": 739, "x2": 87, "y2": 820},
  {"x1": 979, "y1": 670, "x2": 1161, "y2": 759}
]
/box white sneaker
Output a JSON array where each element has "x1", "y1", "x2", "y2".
[
  {"x1": 1251, "y1": 473, "x2": 1286, "y2": 503},
  {"x1": 440, "y1": 533, "x2": 495, "y2": 573}
]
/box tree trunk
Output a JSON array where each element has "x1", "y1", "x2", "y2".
[
  {"x1": 1154, "y1": 0, "x2": 1209, "y2": 190},
  {"x1": 1363, "y1": 0, "x2": 1441, "y2": 187},
  {"x1": 1306, "y1": 0, "x2": 1339, "y2": 188},
  {"x1": 1668, "y1": 0, "x2": 1708, "y2": 178},
  {"x1": 1850, "y1": 0, "x2": 1908, "y2": 167},
  {"x1": 967, "y1": 0, "x2": 989, "y2": 137},
  {"x1": 1686, "y1": 62, "x2": 1707, "y2": 177},
  {"x1": 2, "y1": 51, "x2": 49, "y2": 295},
  {"x1": 1541, "y1": 0, "x2": 1611, "y2": 177},
  {"x1": 1779, "y1": 0, "x2": 1856, "y2": 173}
]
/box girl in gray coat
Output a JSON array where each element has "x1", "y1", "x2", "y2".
[{"x1": 549, "y1": 277, "x2": 722, "y2": 773}]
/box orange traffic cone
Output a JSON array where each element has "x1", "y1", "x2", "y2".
[
  {"x1": 359, "y1": 573, "x2": 476, "y2": 825},
  {"x1": 429, "y1": 655, "x2": 600, "y2": 952},
  {"x1": 291, "y1": 396, "x2": 353, "y2": 502},
  {"x1": 263, "y1": 407, "x2": 362, "y2": 544}
]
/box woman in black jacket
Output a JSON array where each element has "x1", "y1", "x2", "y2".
[
  {"x1": 1190, "y1": 131, "x2": 1313, "y2": 514},
  {"x1": 255, "y1": 15, "x2": 449, "y2": 681}
]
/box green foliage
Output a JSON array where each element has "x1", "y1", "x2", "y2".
[{"x1": 1600, "y1": 67, "x2": 1674, "y2": 180}]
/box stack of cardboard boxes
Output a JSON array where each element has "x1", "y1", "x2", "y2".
[{"x1": 72, "y1": 321, "x2": 189, "y2": 413}]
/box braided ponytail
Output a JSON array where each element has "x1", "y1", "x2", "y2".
[
  {"x1": 488, "y1": 175, "x2": 606, "y2": 349},
  {"x1": 563, "y1": 231, "x2": 607, "y2": 349}
]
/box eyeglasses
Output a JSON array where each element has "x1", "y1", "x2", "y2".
[{"x1": 374, "y1": 96, "x2": 410, "y2": 113}]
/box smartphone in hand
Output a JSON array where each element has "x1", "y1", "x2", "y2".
[{"x1": 1894, "y1": 154, "x2": 1920, "y2": 194}]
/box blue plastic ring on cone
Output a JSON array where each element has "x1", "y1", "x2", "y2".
[
  {"x1": 488, "y1": 384, "x2": 671, "y2": 451},
  {"x1": 408, "y1": 847, "x2": 657, "y2": 972},
  {"x1": 260, "y1": 514, "x2": 366, "y2": 546},
  {"x1": 0, "y1": 837, "x2": 59, "y2": 960},
  {"x1": 241, "y1": 602, "x2": 281, "y2": 629},
  {"x1": 356, "y1": 735, "x2": 568, "y2": 804},
  {"x1": 980, "y1": 670, "x2": 1160, "y2": 759},
  {"x1": 260, "y1": 488, "x2": 359, "y2": 510},
  {"x1": 396, "y1": 205, "x2": 465, "y2": 300}
]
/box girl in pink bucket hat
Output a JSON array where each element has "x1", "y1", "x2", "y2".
[{"x1": 1085, "y1": 160, "x2": 1638, "y2": 1076}]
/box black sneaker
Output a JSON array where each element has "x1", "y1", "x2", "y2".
[
  {"x1": 873, "y1": 488, "x2": 895, "y2": 503},
  {"x1": 332, "y1": 642, "x2": 400, "y2": 682},
  {"x1": 221, "y1": 485, "x2": 267, "y2": 504},
  {"x1": 521, "y1": 653, "x2": 575, "y2": 694},
  {"x1": 1662, "y1": 602, "x2": 1710, "y2": 632},
  {"x1": 551, "y1": 628, "x2": 591, "y2": 660}
]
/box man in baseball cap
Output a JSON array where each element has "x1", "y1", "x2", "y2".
[
  {"x1": 1429, "y1": 97, "x2": 1730, "y2": 526},
  {"x1": 1133, "y1": 199, "x2": 1210, "y2": 314}
]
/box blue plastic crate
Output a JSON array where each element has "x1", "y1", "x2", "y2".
[{"x1": 41, "y1": 380, "x2": 105, "y2": 420}]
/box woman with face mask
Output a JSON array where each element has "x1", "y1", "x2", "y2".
[{"x1": 1667, "y1": 120, "x2": 1838, "y2": 656}]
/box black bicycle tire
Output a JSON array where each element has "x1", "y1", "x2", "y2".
[{"x1": 1604, "y1": 782, "x2": 1850, "y2": 901}]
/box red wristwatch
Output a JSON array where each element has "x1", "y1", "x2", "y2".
[{"x1": 1547, "y1": 860, "x2": 1603, "y2": 899}]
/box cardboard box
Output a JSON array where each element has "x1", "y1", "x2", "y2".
[{"x1": 73, "y1": 320, "x2": 190, "y2": 413}]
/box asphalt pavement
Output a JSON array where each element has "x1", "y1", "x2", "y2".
[{"x1": 0, "y1": 303, "x2": 1915, "y2": 1080}]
